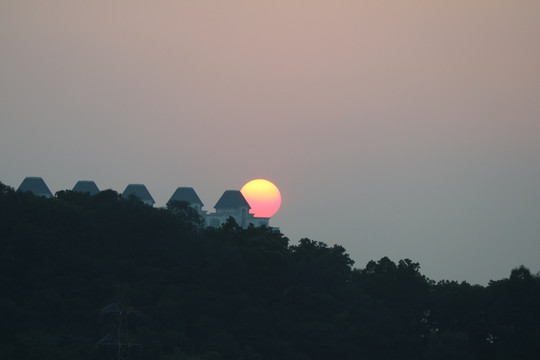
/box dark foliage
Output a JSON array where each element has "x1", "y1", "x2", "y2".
[{"x1": 0, "y1": 181, "x2": 539, "y2": 359}]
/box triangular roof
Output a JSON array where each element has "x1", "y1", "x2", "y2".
[
  {"x1": 72, "y1": 180, "x2": 100, "y2": 195},
  {"x1": 122, "y1": 184, "x2": 155, "y2": 205},
  {"x1": 17, "y1": 177, "x2": 53, "y2": 198},
  {"x1": 168, "y1": 187, "x2": 204, "y2": 206},
  {"x1": 214, "y1": 190, "x2": 251, "y2": 209}
]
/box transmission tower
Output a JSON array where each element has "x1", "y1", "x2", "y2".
[{"x1": 98, "y1": 300, "x2": 140, "y2": 360}]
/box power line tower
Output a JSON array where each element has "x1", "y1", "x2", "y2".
[{"x1": 98, "y1": 300, "x2": 140, "y2": 360}]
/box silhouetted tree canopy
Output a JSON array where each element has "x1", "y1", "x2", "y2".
[{"x1": 0, "y1": 181, "x2": 539, "y2": 359}]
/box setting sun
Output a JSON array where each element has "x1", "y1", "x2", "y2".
[{"x1": 240, "y1": 179, "x2": 281, "y2": 218}]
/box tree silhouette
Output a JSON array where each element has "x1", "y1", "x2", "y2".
[{"x1": 0, "y1": 185, "x2": 539, "y2": 359}]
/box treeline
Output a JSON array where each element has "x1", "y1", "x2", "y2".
[{"x1": 0, "y1": 182, "x2": 539, "y2": 360}]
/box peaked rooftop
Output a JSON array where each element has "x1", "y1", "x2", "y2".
[
  {"x1": 122, "y1": 184, "x2": 155, "y2": 205},
  {"x1": 214, "y1": 190, "x2": 250, "y2": 209},
  {"x1": 17, "y1": 177, "x2": 53, "y2": 198},
  {"x1": 168, "y1": 187, "x2": 204, "y2": 206},
  {"x1": 72, "y1": 180, "x2": 100, "y2": 195}
]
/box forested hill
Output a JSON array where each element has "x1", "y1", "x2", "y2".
[{"x1": 1, "y1": 182, "x2": 539, "y2": 360}]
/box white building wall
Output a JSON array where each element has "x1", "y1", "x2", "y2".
[{"x1": 204, "y1": 209, "x2": 270, "y2": 229}]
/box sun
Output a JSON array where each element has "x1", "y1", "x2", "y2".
[{"x1": 241, "y1": 179, "x2": 281, "y2": 218}]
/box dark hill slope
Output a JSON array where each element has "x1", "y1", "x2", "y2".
[{"x1": 1, "y1": 182, "x2": 539, "y2": 360}]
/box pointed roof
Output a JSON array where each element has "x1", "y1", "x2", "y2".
[
  {"x1": 122, "y1": 184, "x2": 155, "y2": 205},
  {"x1": 168, "y1": 187, "x2": 204, "y2": 206},
  {"x1": 214, "y1": 190, "x2": 251, "y2": 209},
  {"x1": 17, "y1": 177, "x2": 53, "y2": 198},
  {"x1": 72, "y1": 180, "x2": 100, "y2": 195}
]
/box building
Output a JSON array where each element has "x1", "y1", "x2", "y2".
[
  {"x1": 72, "y1": 180, "x2": 100, "y2": 195},
  {"x1": 205, "y1": 190, "x2": 269, "y2": 228},
  {"x1": 12, "y1": 177, "x2": 276, "y2": 228},
  {"x1": 16, "y1": 177, "x2": 53, "y2": 198},
  {"x1": 122, "y1": 184, "x2": 155, "y2": 206},
  {"x1": 168, "y1": 187, "x2": 205, "y2": 215}
]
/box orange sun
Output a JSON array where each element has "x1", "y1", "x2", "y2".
[{"x1": 241, "y1": 179, "x2": 281, "y2": 218}]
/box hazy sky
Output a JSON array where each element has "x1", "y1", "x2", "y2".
[{"x1": 2, "y1": 0, "x2": 539, "y2": 284}]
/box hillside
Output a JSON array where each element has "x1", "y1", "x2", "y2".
[{"x1": 1, "y1": 182, "x2": 539, "y2": 360}]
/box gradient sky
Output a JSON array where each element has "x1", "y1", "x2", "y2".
[{"x1": 1, "y1": 1, "x2": 539, "y2": 284}]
